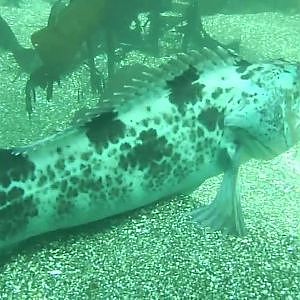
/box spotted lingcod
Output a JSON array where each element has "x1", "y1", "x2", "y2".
[{"x1": 1, "y1": 46, "x2": 300, "y2": 252}]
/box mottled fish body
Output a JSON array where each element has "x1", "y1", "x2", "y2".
[{"x1": 1, "y1": 46, "x2": 300, "y2": 251}]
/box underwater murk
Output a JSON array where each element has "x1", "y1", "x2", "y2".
[{"x1": 0, "y1": 0, "x2": 299, "y2": 299}]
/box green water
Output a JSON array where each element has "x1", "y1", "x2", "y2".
[{"x1": 0, "y1": 1, "x2": 299, "y2": 299}]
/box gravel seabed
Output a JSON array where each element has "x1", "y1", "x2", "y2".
[{"x1": 0, "y1": 2, "x2": 299, "y2": 299}]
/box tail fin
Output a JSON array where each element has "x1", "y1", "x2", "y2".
[
  {"x1": 0, "y1": 15, "x2": 38, "y2": 73},
  {"x1": 0, "y1": 15, "x2": 20, "y2": 51}
]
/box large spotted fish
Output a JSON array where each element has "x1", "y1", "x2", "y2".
[{"x1": 1, "y1": 46, "x2": 300, "y2": 252}]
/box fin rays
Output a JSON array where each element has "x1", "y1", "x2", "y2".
[{"x1": 73, "y1": 45, "x2": 242, "y2": 126}]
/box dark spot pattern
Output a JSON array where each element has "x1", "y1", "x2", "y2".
[
  {"x1": 236, "y1": 65, "x2": 248, "y2": 74},
  {"x1": 211, "y1": 87, "x2": 223, "y2": 99},
  {"x1": 198, "y1": 107, "x2": 224, "y2": 131},
  {"x1": 37, "y1": 175, "x2": 47, "y2": 187},
  {"x1": 68, "y1": 155, "x2": 75, "y2": 163},
  {"x1": 56, "y1": 147, "x2": 62, "y2": 154},
  {"x1": 241, "y1": 70, "x2": 255, "y2": 80},
  {"x1": 56, "y1": 195, "x2": 74, "y2": 215},
  {"x1": 236, "y1": 59, "x2": 251, "y2": 74},
  {"x1": 0, "y1": 149, "x2": 37, "y2": 239},
  {"x1": 119, "y1": 129, "x2": 173, "y2": 179},
  {"x1": 46, "y1": 165, "x2": 55, "y2": 181},
  {"x1": 0, "y1": 195, "x2": 38, "y2": 240},
  {"x1": 197, "y1": 127, "x2": 204, "y2": 137},
  {"x1": 120, "y1": 143, "x2": 131, "y2": 151},
  {"x1": 81, "y1": 152, "x2": 93, "y2": 161},
  {"x1": 170, "y1": 153, "x2": 194, "y2": 183},
  {"x1": 85, "y1": 111, "x2": 126, "y2": 151},
  {"x1": 54, "y1": 159, "x2": 65, "y2": 171},
  {"x1": 6, "y1": 187, "x2": 24, "y2": 200},
  {"x1": 167, "y1": 66, "x2": 204, "y2": 113},
  {"x1": 0, "y1": 149, "x2": 35, "y2": 189}
]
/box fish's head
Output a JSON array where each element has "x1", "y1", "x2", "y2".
[
  {"x1": 281, "y1": 71, "x2": 300, "y2": 149},
  {"x1": 225, "y1": 63, "x2": 300, "y2": 160}
]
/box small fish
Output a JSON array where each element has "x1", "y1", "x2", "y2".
[{"x1": 0, "y1": 46, "x2": 300, "y2": 252}]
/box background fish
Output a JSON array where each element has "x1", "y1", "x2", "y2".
[
  {"x1": 0, "y1": 15, "x2": 39, "y2": 74},
  {"x1": 0, "y1": 46, "x2": 300, "y2": 252}
]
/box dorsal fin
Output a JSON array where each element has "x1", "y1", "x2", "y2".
[{"x1": 72, "y1": 45, "x2": 243, "y2": 126}]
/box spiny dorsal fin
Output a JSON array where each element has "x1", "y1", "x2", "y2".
[{"x1": 73, "y1": 45, "x2": 244, "y2": 126}]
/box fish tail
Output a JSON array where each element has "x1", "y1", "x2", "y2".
[
  {"x1": 0, "y1": 15, "x2": 20, "y2": 52},
  {"x1": 0, "y1": 15, "x2": 36, "y2": 73}
]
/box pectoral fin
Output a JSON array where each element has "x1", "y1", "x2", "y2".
[{"x1": 191, "y1": 149, "x2": 246, "y2": 236}]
